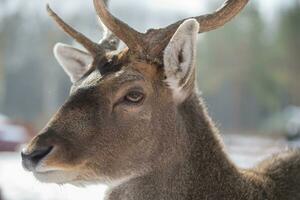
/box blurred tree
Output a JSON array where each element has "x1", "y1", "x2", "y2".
[
  {"x1": 0, "y1": 30, "x2": 5, "y2": 110},
  {"x1": 0, "y1": 0, "x2": 299, "y2": 134},
  {"x1": 276, "y1": 2, "x2": 300, "y2": 105},
  {"x1": 197, "y1": 5, "x2": 291, "y2": 132}
]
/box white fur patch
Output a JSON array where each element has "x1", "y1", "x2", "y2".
[
  {"x1": 33, "y1": 170, "x2": 79, "y2": 184},
  {"x1": 163, "y1": 19, "x2": 199, "y2": 102},
  {"x1": 54, "y1": 43, "x2": 93, "y2": 83}
]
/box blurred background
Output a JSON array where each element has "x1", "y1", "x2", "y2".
[{"x1": 0, "y1": 0, "x2": 299, "y2": 199}]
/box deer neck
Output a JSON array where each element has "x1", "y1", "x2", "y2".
[
  {"x1": 106, "y1": 92, "x2": 244, "y2": 200},
  {"x1": 177, "y1": 93, "x2": 243, "y2": 196},
  {"x1": 179, "y1": 92, "x2": 237, "y2": 170}
]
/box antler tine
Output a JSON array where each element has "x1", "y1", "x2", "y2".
[
  {"x1": 197, "y1": 0, "x2": 249, "y2": 33},
  {"x1": 46, "y1": 4, "x2": 102, "y2": 57},
  {"x1": 164, "y1": 0, "x2": 249, "y2": 33},
  {"x1": 146, "y1": 0, "x2": 250, "y2": 60},
  {"x1": 93, "y1": 0, "x2": 145, "y2": 55},
  {"x1": 98, "y1": 19, "x2": 120, "y2": 51}
]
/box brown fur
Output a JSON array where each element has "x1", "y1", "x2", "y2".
[
  {"x1": 22, "y1": 1, "x2": 300, "y2": 197},
  {"x1": 22, "y1": 50, "x2": 300, "y2": 199}
]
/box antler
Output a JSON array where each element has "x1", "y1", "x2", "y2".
[
  {"x1": 93, "y1": 0, "x2": 249, "y2": 61},
  {"x1": 48, "y1": 0, "x2": 249, "y2": 62},
  {"x1": 93, "y1": 0, "x2": 145, "y2": 55},
  {"x1": 146, "y1": 0, "x2": 250, "y2": 59},
  {"x1": 47, "y1": 2, "x2": 119, "y2": 57}
]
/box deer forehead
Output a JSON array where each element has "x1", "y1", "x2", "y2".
[{"x1": 74, "y1": 60, "x2": 159, "y2": 93}]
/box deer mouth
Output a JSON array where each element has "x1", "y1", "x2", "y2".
[
  {"x1": 29, "y1": 149, "x2": 89, "y2": 184},
  {"x1": 22, "y1": 143, "x2": 91, "y2": 184},
  {"x1": 27, "y1": 150, "x2": 77, "y2": 184}
]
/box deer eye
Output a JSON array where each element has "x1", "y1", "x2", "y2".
[{"x1": 124, "y1": 91, "x2": 144, "y2": 104}]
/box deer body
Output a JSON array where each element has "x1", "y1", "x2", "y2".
[
  {"x1": 21, "y1": 0, "x2": 300, "y2": 199},
  {"x1": 105, "y1": 94, "x2": 300, "y2": 200}
]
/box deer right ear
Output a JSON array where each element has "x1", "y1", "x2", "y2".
[
  {"x1": 54, "y1": 43, "x2": 93, "y2": 83},
  {"x1": 163, "y1": 19, "x2": 199, "y2": 103}
]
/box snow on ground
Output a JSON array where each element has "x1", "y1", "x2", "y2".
[
  {"x1": 0, "y1": 152, "x2": 107, "y2": 200},
  {"x1": 0, "y1": 134, "x2": 299, "y2": 200},
  {"x1": 224, "y1": 134, "x2": 290, "y2": 168}
]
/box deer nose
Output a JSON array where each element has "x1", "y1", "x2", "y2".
[{"x1": 21, "y1": 146, "x2": 53, "y2": 171}]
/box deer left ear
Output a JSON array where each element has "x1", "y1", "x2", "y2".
[
  {"x1": 54, "y1": 43, "x2": 93, "y2": 83},
  {"x1": 163, "y1": 19, "x2": 199, "y2": 102}
]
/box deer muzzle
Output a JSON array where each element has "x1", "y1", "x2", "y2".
[{"x1": 21, "y1": 146, "x2": 53, "y2": 171}]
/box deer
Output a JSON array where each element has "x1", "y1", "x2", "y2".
[{"x1": 21, "y1": 0, "x2": 300, "y2": 199}]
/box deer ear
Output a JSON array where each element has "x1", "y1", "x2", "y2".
[
  {"x1": 54, "y1": 43, "x2": 93, "y2": 83},
  {"x1": 163, "y1": 19, "x2": 199, "y2": 102}
]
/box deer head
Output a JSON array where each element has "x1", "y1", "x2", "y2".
[{"x1": 21, "y1": 0, "x2": 248, "y2": 185}]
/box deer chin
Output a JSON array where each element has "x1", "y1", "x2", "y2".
[
  {"x1": 33, "y1": 170, "x2": 79, "y2": 184},
  {"x1": 32, "y1": 159, "x2": 88, "y2": 184},
  {"x1": 33, "y1": 163, "x2": 105, "y2": 185}
]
